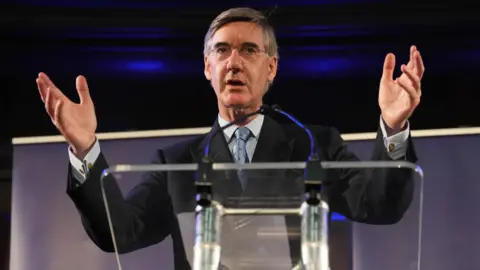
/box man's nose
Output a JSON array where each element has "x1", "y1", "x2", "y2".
[{"x1": 226, "y1": 49, "x2": 243, "y2": 71}]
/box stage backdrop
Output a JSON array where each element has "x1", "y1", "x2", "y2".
[{"x1": 10, "y1": 126, "x2": 480, "y2": 270}]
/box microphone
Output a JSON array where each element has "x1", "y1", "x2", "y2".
[
  {"x1": 203, "y1": 106, "x2": 266, "y2": 159},
  {"x1": 262, "y1": 104, "x2": 320, "y2": 161}
]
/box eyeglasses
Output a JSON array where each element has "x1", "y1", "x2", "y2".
[{"x1": 209, "y1": 44, "x2": 268, "y2": 62}]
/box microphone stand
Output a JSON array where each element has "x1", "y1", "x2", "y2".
[
  {"x1": 193, "y1": 155, "x2": 222, "y2": 270},
  {"x1": 301, "y1": 157, "x2": 330, "y2": 270}
]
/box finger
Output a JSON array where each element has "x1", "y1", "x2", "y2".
[
  {"x1": 76, "y1": 75, "x2": 92, "y2": 104},
  {"x1": 401, "y1": 65, "x2": 421, "y2": 91},
  {"x1": 381, "y1": 53, "x2": 395, "y2": 82},
  {"x1": 397, "y1": 76, "x2": 421, "y2": 105},
  {"x1": 412, "y1": 45, "x2": 417, "y2": 69},
  {"x1": 38, "y1": 72, "x2": 68, "y2": 100},
  {"x1": 38, "y1": 72, "x2": 59, "y2": 88},
  {"x1": 38, "y1": 72, "x2": 56, "y2": 89},
  {"x1": 407, "y1": 45, "x2": 416, "y2": 69},
  {"x1": 36, "y1": 78, "x2": 48, "y2": 103},
  {"x1": 45, "y1": 87, "x2": 57, "y2": 117},
  {"x1": 415, "y1": 51, "x2": 425, "y2": 78}
]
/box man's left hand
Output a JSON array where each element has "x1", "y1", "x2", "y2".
[{"x1": 379, "y1": 45, "x2": 425, "y2": 131}]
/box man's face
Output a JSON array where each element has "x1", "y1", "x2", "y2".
[{"x1": 204, "y1": 21, "x2": 278, "y2": 110}]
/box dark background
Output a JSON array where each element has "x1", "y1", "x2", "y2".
[{"x1": 2, "y1": 0, "x2": 479, "y2": 268}]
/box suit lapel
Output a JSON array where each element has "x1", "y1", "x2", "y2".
[
  {"x1": 193, "y1": 120, "x2": 233, "y2": 163},
  {"x1": 252, "y1": 116, "x2": 295, "y2": 163}
]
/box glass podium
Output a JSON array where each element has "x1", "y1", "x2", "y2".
[{"x1": 100, "y1": 160, "x2": 424, "y2": 270}]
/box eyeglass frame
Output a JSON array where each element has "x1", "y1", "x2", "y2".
[{"x1": 206, "y1": 42, "x2": 270, "y2": 62}]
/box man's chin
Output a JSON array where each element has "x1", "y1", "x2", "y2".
[{"x1": 223, "y1": 96, "x2": 250, "y2": 109}]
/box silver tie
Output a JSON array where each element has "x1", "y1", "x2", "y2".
[{"x1": 233, "y1": 127, "x2": 251, "y2": 189}]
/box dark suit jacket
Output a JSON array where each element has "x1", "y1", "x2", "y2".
[{"x1": 66, "y1": 115, "x2": 417, "y2": 269}]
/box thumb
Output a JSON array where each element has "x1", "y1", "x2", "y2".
[
  {"x1": 381, "y1": 53, "x2": 395, "y2": 82},
  {"x1": 76, "y1": 75, "x2": 92, "y2": 104}
]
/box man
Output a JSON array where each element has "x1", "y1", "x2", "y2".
[{"x1": 36, "y1": 7, "x2": 424, "y2": 269}]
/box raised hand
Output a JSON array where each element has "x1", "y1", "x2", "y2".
[
  {"x1": 379, "y1": 45, "x2": 425, "y2": 131},
  {"x1": 37, "y1": 72, "x2": 97, "y2": 158}
]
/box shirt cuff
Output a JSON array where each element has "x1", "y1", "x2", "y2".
[
  {"x1": 379, "y1": 116, "x2": 410, "y2": 160},
  {"x1": 68, "y1": 139, "x2": 101, "y2": 183}
]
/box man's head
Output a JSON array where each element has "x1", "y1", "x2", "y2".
[{"x1": 203, "y1": 7, "x2": 278, "y2": 116}]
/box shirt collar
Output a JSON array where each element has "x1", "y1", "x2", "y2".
[{"x1": 217, "y1": 114, "x2": 264, "y2": 143}]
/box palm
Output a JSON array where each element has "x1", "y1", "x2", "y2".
[
  {"x1": 37, "y1": 73, "x2": 97, "y2": 152},
  {"x1": 56, "y1": 98, "x2": 97, "y2": 145},
  {"x1": 378, "y1": 46, "x2": 424, "y2": 129},
  {"x1": 379, "y1": 75, "x2": 414, "y2": 122}
]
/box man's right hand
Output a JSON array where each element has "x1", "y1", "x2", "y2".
[{"x1": 37, "y1": 72, "x2": 97, "y2": 159}]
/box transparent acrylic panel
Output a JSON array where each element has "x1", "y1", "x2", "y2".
[{"x1": 100, "y1": 161, "x2": 423, "y2": 270}]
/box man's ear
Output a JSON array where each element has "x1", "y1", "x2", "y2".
[
  {"x1": 204, "y1": 56, "x2": 212, "y2": 80},
  {"x1": 267, "y1": 56, "x2": 278, "y2": 81}
]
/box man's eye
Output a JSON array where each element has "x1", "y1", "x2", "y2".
[
  {"x1": 244, "y1": 47, "x2": 258, "y2": 54},
  {"x1": 216, "y1": 47, "x2": 228, "y2": 53}
]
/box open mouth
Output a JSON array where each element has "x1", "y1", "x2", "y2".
[{"x1": 226, "y1": 79, "x2": 245, "y2": 86}]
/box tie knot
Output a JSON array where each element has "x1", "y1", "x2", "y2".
[{"x1": 235, "y1": 127, "x2": 252, "y2": 142}]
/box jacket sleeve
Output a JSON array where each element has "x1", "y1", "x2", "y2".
[
  {"x1": 323, "y1": 125, "x2": 418, "y2": 224},
  {"x1": 66, "y1": 150, "x2": 175, "y2": 253}
]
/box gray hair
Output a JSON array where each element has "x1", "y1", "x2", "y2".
[
  {"x1": 203, "y1": 7, "x2": 278, "y2": 59},
  {"x1": 203, "y1": 7, "x2": 278, "y2": 92}
]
